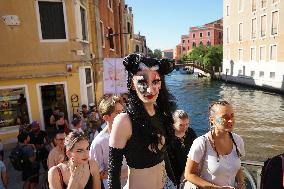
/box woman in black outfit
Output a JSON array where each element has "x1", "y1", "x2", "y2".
[
  {"x1": 168, "y1": 110, "x2": 197, "y2": 187},
  {"x1": 108, "y1": 53, "x2": 176, "y2": 189}
]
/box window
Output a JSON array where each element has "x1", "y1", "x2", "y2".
[
  {"x1": 272, "y1": 0, "x2": 279, "y2": 4},
  {"x1": 252, "y1": 18, "x2": 256, "y2": 39},
  {"x1": 251, "y1": 47, "x2": 256, "y2": 61},
  {"x1": 238, "y1": 48, "x2": 243, "y2": 61},
  {"x1": 182, "y1": 47, "x2": 186, "y2": 51},
  {"x1": 84, "y1": 67, "x2": 94, "y2": 105},
  {"x1": 261, "y1": 0, "x2": 267, "y2": 8},
  {"x1": 192, "y1": 42, "x2": 196, "y2": 48},
  {"x1": 251, "y1": 71, "x2": 255, "y2": 77},
  {"x1": 226, "y1": 27, "x2": 229, "y2": 43},
  {"x1": 270, "y1": 72, "x2": 275, "y2": 79},
  {"x1": 37, "y1": 1, "x2": 66, "y2": 40},
  {"x1": 252, "y1": 0, "x2": 256, "y2": 12},
  {"x1": 188, "y1": 40, "x2": 190, "y2": 43},
  {"x1": 271, "y1": 11, "x2": 278, "y2": 35},
  {"x1": 80, "y1": 6, "x2": 88, "y2": 41},
  {"x1": 238, "y1": 0, "x2": 243, "y2": 11},
  {"x1": 193, "y1": 33, "x2": 195, "y2": 38},
  {"x1": 200, "y1": 33, "x2": 203, "y2": 37},
  {"x1": 208, "y1": 32, "x2": 210, "y2": 36},
  {"x1": 87, "y1": 86, "x2": 94, "y2": 104},
  {"x1": 259, "y1": 71, "x2": 264, "y2": 77},
  {"x1": 226, "y1": 5, "x2": 229, "y2": 16},
  {"x1": 108, "y1": 0, "x2": 113, "y2": 10},
  {"x1": 85, "y1": 68, "x2": 92, "y2": 84},
  {"x1": 199, "y1": 41, "x2": 203, "y2": 46},
  {"x1": 0, "y1": 87, "x2": 30, "y2": 127},
  {"x1": 182, "y1": 40, "x2": 185, "y2": 43},
  {"x1": 260, "y1": 15, "x2": 267, "y2": 37},
  {"x1": 108, "y1": 28, "x2": 114, "y2": 49},
  {"x1": 239, "y1": 23, "x2": 243, "y2": 41},
  {"x1": 260, "y1": 46, "x2": 266, "y2": 61},
  {"x1": 100, "y1": 21, "x2": 105, "y2": 47},
  {"x1": 219, "y1": 32, "x2": 222, "y2": 39},
  {"x1": 127, "y1": 22, "x2": 132, "y2": 39},
  {"x1": 270, "y1": 45, "x2": 277, "y2": 61},
  {"x1": 207, "y1": 41, "x2": 211, "y2": 46}
]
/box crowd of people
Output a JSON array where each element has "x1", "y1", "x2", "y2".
[{"x1": 3, "y1": 53, "x2": 249, "y2": 189}]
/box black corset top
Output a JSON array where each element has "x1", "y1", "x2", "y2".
[{"x1": 124, "y1": 111, "x2": 167, "y2": 169}]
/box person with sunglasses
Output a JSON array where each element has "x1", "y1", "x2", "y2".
[
  {"x1": 47, "y1": 130, "x2": 66, "y2": 169},
  {"x1": 184, "y1": 101, "x2": 245, "y2": 189}
]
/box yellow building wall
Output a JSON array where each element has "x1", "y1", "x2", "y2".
[{"x1": 0, "y1": 72, "x2": 82, "y2": 140}]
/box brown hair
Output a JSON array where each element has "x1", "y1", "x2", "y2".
[
  {"x1": 173, "y1": 109, "x2": 189, "y2": 122},
  {"x1": 98, "y1": 94, "x2": 122, "y2": 116},
  {"x1": 64, "y1": 131, "x2": 88, "y2": 151}
]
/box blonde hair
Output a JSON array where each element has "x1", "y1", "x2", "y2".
[{"x1": 99, "y1": 94, "x2": 122, "y2": 116}]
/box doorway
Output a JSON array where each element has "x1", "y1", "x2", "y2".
[{"x1": 39, "y1": 84, "x2": 68, "y2": 131}]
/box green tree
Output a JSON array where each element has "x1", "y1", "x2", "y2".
[
  {"x1": 203, "y1": 45, "x2": 223, "y2": 70},
  {"x1": 187, "y1": 45, "x2": 207, "y2": 63},
  {"x1": 147, "y1": 48, "x2": 162, "y2": 59},
  {"x1": 148, "y1": 49, "x2": 155, "y2": 58},
  {"x1": 182, "y1": 45, "x2": 223, "y2": 70},
  {"x1": 153, "y1": 49, "x2": 162, "y2": 59}
]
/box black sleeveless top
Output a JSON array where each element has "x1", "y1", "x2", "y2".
[
  {"x1": 57, "y1": 162, "x2": 93, "y2": 189},
  {"x1": 124, "y1": 111, "x2": 167, "y2": 169}
]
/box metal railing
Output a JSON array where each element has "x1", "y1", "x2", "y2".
[{"x1": 241, "y1": 160, "x2": 264, "y2": 189}]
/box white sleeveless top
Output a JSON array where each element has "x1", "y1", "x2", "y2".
[{"x1": 188, "y1": 133, "x2": 245, "y2": 187}]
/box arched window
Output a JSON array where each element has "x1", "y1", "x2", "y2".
[
  {"x1": 192, "y1": 42, "x2": 196, "y2": 48},
  {"x1": 199, "y1": 41, "x2": 203, "y2": 46},
  {"x1": 207, "y1": 41, "x2": 211, "y2": 46},
  {"x1": 135, "y1": 45, "x2": 140, "y2": 52}
]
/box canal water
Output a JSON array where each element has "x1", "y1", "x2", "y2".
[{"x1": 166, "y1": 70, "x2": 284, "y2": 162}]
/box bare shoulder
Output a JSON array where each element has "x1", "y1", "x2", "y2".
[
  {"x1": 112, "y1": 113, "x2": 132, "y2": 136},
  {"x1": 110, "y1": 113, "x2": 132, "y2": 148},
  {"x1": 48, "y1": 164, "x2": 62, "y2": 182},
  {"x1": 113, "y1": 113, "x2": 131, "y2": 126}
]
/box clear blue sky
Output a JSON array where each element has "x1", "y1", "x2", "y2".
[{"x1": 125, "y1": 0, "x2": 223, "y2": 51}]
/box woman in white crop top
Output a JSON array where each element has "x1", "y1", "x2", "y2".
[{"x1": 184, "y1": 101, "x2": 245, "y2": 189}]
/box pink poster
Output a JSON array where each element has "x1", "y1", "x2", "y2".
[{"x1": 103, "y1": 58, "x2": 128, "y2": 94}]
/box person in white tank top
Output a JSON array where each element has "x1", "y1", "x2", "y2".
[{"x1": 184, "y1": 101, "x2": 245, "y2": 189}]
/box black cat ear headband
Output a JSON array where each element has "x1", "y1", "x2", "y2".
[{"x1": 123, "y1": 53, "x2": 175, "y2": 75}]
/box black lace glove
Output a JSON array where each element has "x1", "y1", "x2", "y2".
[
  {"x1": 108, "y1": 147, "x2": 125, "y2": 189},
  {"x1": 164, "y1": 150, "x2": 177, "y2": 186}
]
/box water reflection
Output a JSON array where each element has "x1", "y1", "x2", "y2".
[{"x1": 166, "y1": 71, "x2": 284, "y2": 161}]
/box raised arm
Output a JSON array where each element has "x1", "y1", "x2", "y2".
[
  {"x1": 108, "y1": 113, "x2": 132, "y2": 189},
  {"x1": 90, "y1": 160, "x2": 101, "y2": 189}
]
